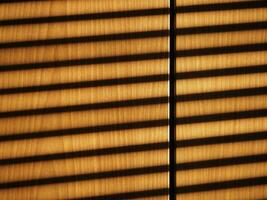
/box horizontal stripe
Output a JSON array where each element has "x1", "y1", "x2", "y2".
[
  {"x1": 0, "y1": 97, "x2": 168, "y2": 119},
  {"x1": 176, "y1": 86, "x2": 267, "y2": 102},
  {"x1": 0, "y1": 119, "x2": 169, "y2": 142},
  {"x1": 0, "y1": 30, "x2": 169, "y2": 49},
  {"x1": 0, "y1": 155, "x2": 266, "y2": 189},
  {"x1": 176, "y1": 154, "x2": 267, "y2": 171},
  {"x1": 0, "y1": 8, "x2": 169, "y2": 26},
  {"x1": 0, "y1": 165, "x2": 168, "y2": 189},
  {"x1": 177, "y1": 21, "x2": 267, "y2": 35},
  {"x1": 73, "y1": 188, "x2": 169, "y2": 200},
  {"x1": 176, "y1": 109, "x2": 267, "y2": 124},
  {"x1": 176, "y1": 43, "x2": 267, "y2": 57},
  {"x1": 0, "y1": 131, "x2": 265, "y2": 166},
  {"x1": 0, "y1": 142, "x2": 169, "y2": 166},
  {"x1": 176, "y1": 0, "x2": 267, "y2": 13},
  {"x1": 176, "y1": 131, "x2": 267, "y2": 148},
  {"x1": 0, "y1": 64, "x2": 265, "y2": 95},
  {"x1": 175, "y1": 65, "x2": 267, "y2": 80},
  {"x1": 0, "y1": 74, "x2": 168, "y2": 95},
  {"x1": 0, "y1": 52, "x2": 169, "y2": 72},
  {"x1": 176, "y1": 176, "x2": 267, "y2": 194},
  {"x1": 1, "y1": 21, "x2": 266, "y2": 49}
]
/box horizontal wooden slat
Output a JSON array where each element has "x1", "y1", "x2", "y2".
[
  {"x1": 177, "y1": 8, "x2": 267, "y2": 28},
  {"x1": 0, "y1": 0, "x2": 168, "y2": 20},
  {"x1": 176, "y1": 140, "x2": 267, "y2": 163},
  {"x1": 0, "y1": 15, "x2": 168, "y2": 43},
  {"x1": 0, "y1": 173, "x2": 168, "y2": 199}
]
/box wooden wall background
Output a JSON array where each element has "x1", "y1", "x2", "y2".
[{"x1": 0, "y1": 0, "x2": 266, "y2": 199}]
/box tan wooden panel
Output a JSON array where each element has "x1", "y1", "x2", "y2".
[
  {"x1": 176, "y1": 95, "x2": 267, "y2": 117},
  {"x1": 0, "y1": 15, "x2": 168, "y2": 43},
  {"x1": 176, "y1": 117, "x2": 267, "y2": 140},
  {"x1": 176, "y1": 73, "x2": 267, "y2": 95},
  {"x1": 176, "y1": 30, "x2": 267, "y2": 50},
  {"x1": 177, "y1": 8, "x2": 267, "y2": 28},
  {"x1": 0, "y1": 59, "x2": 168, "y2": 89},
  {"x1": 176, "y1": 51, "x2": 267, "y2": 72},
  {"x1": 177, "y1": 162, "x2": 267, "y2": 186},
  {"x1": 0, "y1": 0, "x2": 168, "y2": 20},
  {"x1": 0, "y1": 81, "x2": 167, "y2": 112},
  {"x1": 177, "y1": 0, "x2": 249, "y2": 6},
  {"x1": 176, "y1": 140, "x2": 267, "y2": 163},
  {"x1": 0, "y1": 173, "x2": 168, "y2": 200},
  {"x1": 176, "y1": 186, "x2": 267, "y2": 200},
  {"x1": 0, "y1": 126, "x2": 168, "y2": 159},
  {"x1": 0, "y1": 37, "x2": 168, "y2": 65}
]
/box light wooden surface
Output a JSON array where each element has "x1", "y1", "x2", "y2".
[{"x1": 0, "y1": 0, "x2": 267, "y2": 199}]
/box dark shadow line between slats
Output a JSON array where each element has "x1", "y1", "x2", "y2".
[
  {"x1": 0, "y1": 8, "x2": 169, "y2": 26},
  {"x1": 176, "y1": 176, "x2": 267, "y2": 194},
  {"x1": 0, "y1": 119, "x2": 169, "y2": 142},
  {"x1": 0, "y1": 131, "x2": 266, "y2": 166},
  {"x1": 176, "y1": 0, "x2": 267, "y2": 13},
  {"x1": 0, "y1": 165, "x2": 169, "y2": 189},
  {"x1": 0, "y1": 142, "x2": 169, "y2": 166},
  {"x1": 1, "y1": 109, "x2": 267, "y2": 142},
  {"x1": 176, "y1": 86, "x2": 267, "y2": 102},
  {"x1": 0, "y1": 52, "x2": 169, "y2": 72},
  {"x1": 0, "y1": 0, "x2": 40, "y2": 3},
  {"x1": 176, "y1": 21, "x2": 267, "y2": 35},
  {"x1": 1, "y1": 1, "x2": 266, "y2": 26},
  {"x1": 176, "y1": 43, "x2": 267, "y2": 57},
  {"x1": 0, "y1": 74, "x2": 169, "y2": 95},
  {"x1": 72, "y1": 188, "x2": 169, "y2": 200},
  {"x1": 176, "y1": 131, "x2": 267, "y2": 148},
  {"x1": 1, "y1": 20, "x2": 267, "y2": 49},
  {"x1": 176, "y1": 154, "x2": 267, "y2": 171},
  {"x1": 0, "y1": 96, "x2": 168, "y2": 119},
  {"x1": 0, "y1": 65, "x2": 266, "y2": 96},
  {"x1": 176, "y1": 65, "x2": 267, "y2": 80},
  {"x1": 1, "y1": 43, "x2": 265, "y2": 72},
  {"x1": 0, "y1": 155, "x2": 266, "y2": 190},
  {"x1": 176, "y1": 109, "x2": 267, "y2": 125},
  {"x1": 0, "y1": 30, "x2": 169, "y2": 49}
]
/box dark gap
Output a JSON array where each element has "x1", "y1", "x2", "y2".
[
  {"x1": 176, "y1": 108, "x2": 267, "y2": 125},
  {"x1": 0, "y1": 52, "x2": 169, "y2": 72},
  {"x1": 0, "y1": 119, "x2": 169, "y2": 142},
  {"x1": 176, "y1": 176, "x2": 267, "y2": 194}
]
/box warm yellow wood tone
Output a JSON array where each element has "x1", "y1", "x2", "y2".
[
  {"x1": 0, "y1": 126, "x2": 168, "y2": 159},
  {"x1": 0, "y1": 173, "x2": 168, "y2": 200},
  {"x1": 176, "y1": 140, "x2": 267, "y2": 163},
  {"x1": 176, "y1": 95, "x2": 267, "y2": 117},
  {"x1": 177, "y1": 8, "x2": 267, "y2": 28},
  {"x1": 0, "y1": 149, "x2": 167, "y2": 182},
  {"x1": 177, "y1": 162, "x2": 267, "y2": 186},
  {"x1": 0, "y1": 81, "x2": 167, "y2": 112},
  {"x1": 0, "y1": 59, "x2": 167, "y2": 89},
  {"x1": 176, "y1": 117, "x2": 267, "y2": 140},
  {"x1": 176, "y1": 73, "x2": 267, "y2": 94},
  {"x1": 0, "y1": 37, "x2": 168, "y2": 65},
  {"x1": 0, "y1": 0, "x2": 168, "y2": 20},
  {"x1": 177, "y1": 0, "x2": 249, "y2": 6},
  {"x1": 177, "y1": 186, "x2": 267, "y2": 200},
  {"x1": 0, "y1": 15, "x2": 168, "y2": 43},
  {"x1": 176, "y1": 51, "x2": 267, "y2": 72},
  {"x1": 0, "y1": 104, "x2": 167, "y2": 135},
  {"x1": 176, "y1": 30, "x2": 267, "y2": 50}
]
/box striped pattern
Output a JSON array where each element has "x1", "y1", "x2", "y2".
[
  {"x1": 175, "y1": 0, "x2": 267, "y2": 199},
  {"x1": 0, "y1": 1, "x2": 168, "y2": 199},
  {"x1": 0, "y1": 0, "x2": 266, "y2": 199}
]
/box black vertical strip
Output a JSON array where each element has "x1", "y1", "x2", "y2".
[{"x1": 170, "y1": 0, "x2": 176, "y2": 199}]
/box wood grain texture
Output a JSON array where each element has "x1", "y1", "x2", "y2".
[{"x1": 0, "y1": 1, "x2": 168, "y2": 199}]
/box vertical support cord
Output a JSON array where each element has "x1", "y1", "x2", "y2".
[{"x1": 169, "y1": 0, "x2": 176, "y2": 199}]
